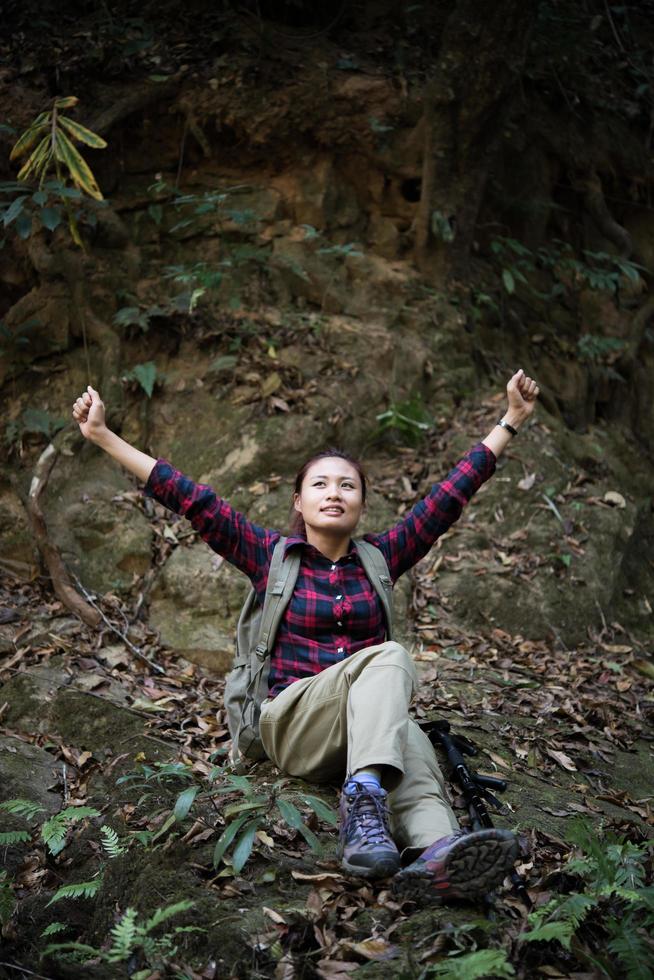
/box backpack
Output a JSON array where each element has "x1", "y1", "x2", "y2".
[{"x1": 224, "y1": 536, "x2": 394, "y2": 763}]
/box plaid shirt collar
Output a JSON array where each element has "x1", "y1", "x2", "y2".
[{"x1": 283, "y1": 535, "x2": 359, "y2": 562}]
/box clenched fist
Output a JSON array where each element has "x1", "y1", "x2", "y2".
[{"x1": 72, "y1": 386, "x2": 107, "y2": 443}]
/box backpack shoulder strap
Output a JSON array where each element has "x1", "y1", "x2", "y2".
[
  {"x1": 254, "y1": 536, "x2": 300, "y2": 660},
  {"x1": 354, "y1": 538, "x2": 394, "y2": 640}
]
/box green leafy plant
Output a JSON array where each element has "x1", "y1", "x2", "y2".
[
  {"x1": 43, "y1": 899, "x2": 202, "y2": 975},
  {"x1": 520, "y1": 820, "x2": 654, "y2": 978},
  {"x1": 490, "y1": 236, "x2": 646, "y2": 301},
  {"x1": 100, "y1": 825, "x2": 128, "y2": 858},
  {"x1": 116, "y1": 760, "x2": 337, "y2": 873},
  {"x1": 8, "y1": 96, "x2": 107, "y2": 246},
  {"x1": 428, "y1": 947, "x2": 515, "y2": 979},
  {"x1": 376, "y1": 396, "x2": 433, "y2": 446},
  {"x1": 46, "y1": 877, "x2": 103, "y2": 907},
  {"x1": 576, "y1": 334, "x2": 626, "y2": 364},
  {"x1": 0, "y1": 799, "x2": 100, "y2": 856},
  {"x1": 122, "y1": 361, "x2": 162, "y2": 398},
  {"x1": 5, "y1": 408, "x2": 67, "y2": 453}
]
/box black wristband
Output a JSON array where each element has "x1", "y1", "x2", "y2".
[{"x1": 497, "y1": 419, "x2": 518, "y2": 437}]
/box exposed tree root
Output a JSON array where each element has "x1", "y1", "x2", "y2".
[
  {"x1": 90, "y1": 76, "x2": 181, "y2": 137},
  {"x1": 26, "y1": 441, "x2": 101, "y2": 628},
  {"x1": 580, "y1": 169, "x2": 633, "y2": 258}
]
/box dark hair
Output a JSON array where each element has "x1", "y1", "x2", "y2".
[{"x1": 289, "y1": 449, "x2": 367, "y2": 536}]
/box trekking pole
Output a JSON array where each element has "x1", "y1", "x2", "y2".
[{"x1": 420, "y1": 719, "x2": 532, "y2": 910}]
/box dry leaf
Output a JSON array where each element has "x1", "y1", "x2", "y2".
[
  {"x1": 546, "y1": 749, "x2": 577, "y2": 771},
  {"x1": 603, "y1": 490, "x2": 626, "y2": 508},
  {"x1": 518, "y1": 473, "x2": 536, "y2": 491},
  {"x1": 261, "y1": 372, "x2": 282, "y2": 397}
]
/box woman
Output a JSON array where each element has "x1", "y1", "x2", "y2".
[{"x1": 72, "y1": 369, "x2": 539, "y2": 900}]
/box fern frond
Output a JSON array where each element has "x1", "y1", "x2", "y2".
[
  {"x1": 0, "y1": 798, "x2": 46, "y2": 820},
  {"x1": 46, "y1": 877, "x2": 103, "y2": 907},
  {"x1": 41, "y1": 806, "x2": 101, "y2": 856},
  {"x1": 143, "y1": 899, "x2": 194, "y2": 933},
  {"x1": 106, "y1": 907, "x2": 138, "y2": 962},
  {"x1": 100, "y1": 825, "x2": 127, "y2": 858},
  {"x1": 607, "y1": 928, "x2": 654, "y2": 980},
  {"x1": 41, "y1": 921, "x2": 69, "y2": 937},
  {"x1": 0, "y1": 830, "x2": 32, "y2": 845}
]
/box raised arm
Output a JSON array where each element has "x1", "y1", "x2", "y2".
[
  {"x1": 482, "y1": 369, "x2": 539, "y2": 457},
  {"x1": 72, "y1": 386, "x2": 156, "y2": 483}
]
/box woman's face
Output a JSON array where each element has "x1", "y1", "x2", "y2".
[{"x1": 293, "y1": 456, "x2": 364, "y2": 538}]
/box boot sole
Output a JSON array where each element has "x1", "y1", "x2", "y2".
[
  {"x1": 393, "y1": 829, "x2": 519, "y2": 902},
  {"x1": 341, "y1": 854, "x2": 401, "y2": 879}
]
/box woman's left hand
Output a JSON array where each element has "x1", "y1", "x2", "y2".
[{"x1": 506, "y1": 369, "x2": 539, "y2": 423}]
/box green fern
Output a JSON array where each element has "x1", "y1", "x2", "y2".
[
  {"x1": 41, "y1": 921, "x2": 69, "y2": 937},
  {"x1": 429, "y1": 947, "x2": 515, "y2": 979},
  {"x1": 143, "y1": 899, "x2": 195, "y2": 933},
  {"x1": 0, "y1": 830, "x2": 32, "y2": 845},
  {"x1": 107, "y1": 907, "x2": 138, "y2": 962},
  {"x1": 607, "y1": 927, "x2": 654, "y2": 980},
  {"x1": 41, "y1": 805, "x2": 101, "y2": 856},
  {"x1": 46, "y1": 877, "x2": 103, "y2": 907},
  {"x1": 100, "y1": 824, "x2": 127, "y2": 858},
  {"x1": 0, "y1": 798, "x2": 46, "y2": 820}
]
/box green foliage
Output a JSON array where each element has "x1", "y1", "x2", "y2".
[
  {"x1": 41, "y1": 922, "x2": 70, "y2": 937},
  {"x1": 0, "y1": 830, "x2": 32, "y2": 845},
  {"x1": 0, "y1": 798, "x2": 46, "y2": 820},
  {"x1": 376, "y1": 396, "x2": 433, "y2": 446},
  {"x1": 100, "y1": 824, "x2": 127, "y2": 858},
  {"x1": 7, "y1": 97, "x2": 106, "y2": 247},
  {"x1": 113, "y1": 303, "x2": 168, "y2": 333},
  {"x1": 46, "y1": 877, "x2": 103, "y2": 907},
  {"x1": 431, "y1": 210, "x2": 455, "y2": 243},
  {"x1": 115, "y1": 760, "x2": 337, "y2": 874},
  {"x1": 490, "y1": 236, "x2": 646, "y2": 302},
  {"x1": 41, "y1": 806, "x2": 101, "y2": 856},
  {"x1": 521, "y1": 820, "x2": 654, "y2": 979},
  {"x1": 428, "y1": 948, "x2": 515, "y2": 979},
  {"x1": 0, "y1": 799, "x2": 100, "y2": 857},
  {"x1": 122, "y1": 361, "x2": 161, "y2": 398},
  {"x1": 5, "y1": 407, "x2": 67, "y2": 452},
  {"x1": 43, "y1": 899, "x2": 201, "y2": 973},
  {"x1": 577, "y1": 334, "x2": 625, "y2": 364}
]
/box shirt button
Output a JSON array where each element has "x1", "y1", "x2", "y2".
[
  {"x1": 336, "y1": 594, "x2": 343, "y2": 600},
  {"x1": 331, "y1": 564, "x2": 336, "y2": 570},
  {"x1": 337, "y1": 647, "x2": 344, "y2": 654},
  {"x1": 337, "y1": 621, "x2": 343, "y2": 627}
]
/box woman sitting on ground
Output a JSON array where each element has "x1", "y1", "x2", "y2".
[{"x1": 72, "y1": 369, "x2": 539, "y2": 900}]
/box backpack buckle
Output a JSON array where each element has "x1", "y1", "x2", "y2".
[{"x1": 254, "y1": 642, "x2": 267, "y2": 661}]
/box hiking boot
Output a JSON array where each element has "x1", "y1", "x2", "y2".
[
  {"x1": 338, "y1": 780, "x2": 401, "y2": 879},
  {"x1": 393, "y1": 828, "x2": 519, "y2": 903}
]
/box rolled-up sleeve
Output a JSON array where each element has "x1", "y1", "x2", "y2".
[{"x1": 370, "y1": 442, "x2": 496, "y2": 581}]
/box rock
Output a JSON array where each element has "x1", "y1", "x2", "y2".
[
  {"x1": 42, "y1": 449, "x2": 153, "y2": 595},
  {"x1": 0, "y1": 736, "x2": 62, "y2": 873},
  {"x1": 0, "y1": 475, "x2": 39, "y2": 570},
  {"x1": 149, "y1": 543, "x2": 247, "y2": 672},
  {"x1": 1, "y1": 284, "x2": 72, "y2": 385}
]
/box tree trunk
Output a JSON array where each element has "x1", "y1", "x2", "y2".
[{"x1": 413, "y1": 0, "x2": 538, "y2": 274}]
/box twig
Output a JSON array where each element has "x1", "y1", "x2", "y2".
[
  {"x1": 62, "y1": 762, "x2": 69, "y2": 804},
  {"x1": 26, "y1": 442, "x2": 101, "y2": 627},
  {"x1": 541, "y1": 492, "x2": 565, "y2": 529},
  {"x1": 72, "y1": 574, "x2": 165, "y2": 675},
  {"x1": 0, "y1": 964, "x2": 55, "y2": 980}
]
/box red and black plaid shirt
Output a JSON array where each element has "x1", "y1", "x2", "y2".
[{"x1": 144, "y1": 443, "x2": 495, "y2": 697}]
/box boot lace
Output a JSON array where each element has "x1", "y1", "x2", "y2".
[{"x1": 343, "y1": 782, "x2": 391, "y2": 845}]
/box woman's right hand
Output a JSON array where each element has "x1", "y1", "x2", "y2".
[{"x1": 72, "y1": 386, "x2": 107, "y2": 442}]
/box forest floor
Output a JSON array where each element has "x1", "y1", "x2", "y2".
[{"x1": 1, "y1": 422, "x2": 653, "y2": 980}]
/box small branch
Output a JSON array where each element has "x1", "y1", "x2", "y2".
[
  {"x1": 72, "y1": 575, "x2": 165, "y2": 675},
  {"x1": 26, "y1": 442, "x2": 101, "y2": 627}
]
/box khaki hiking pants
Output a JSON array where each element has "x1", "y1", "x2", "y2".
[{"x1": 259, "y1": 641, "x2": 458, "y2": 852}]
